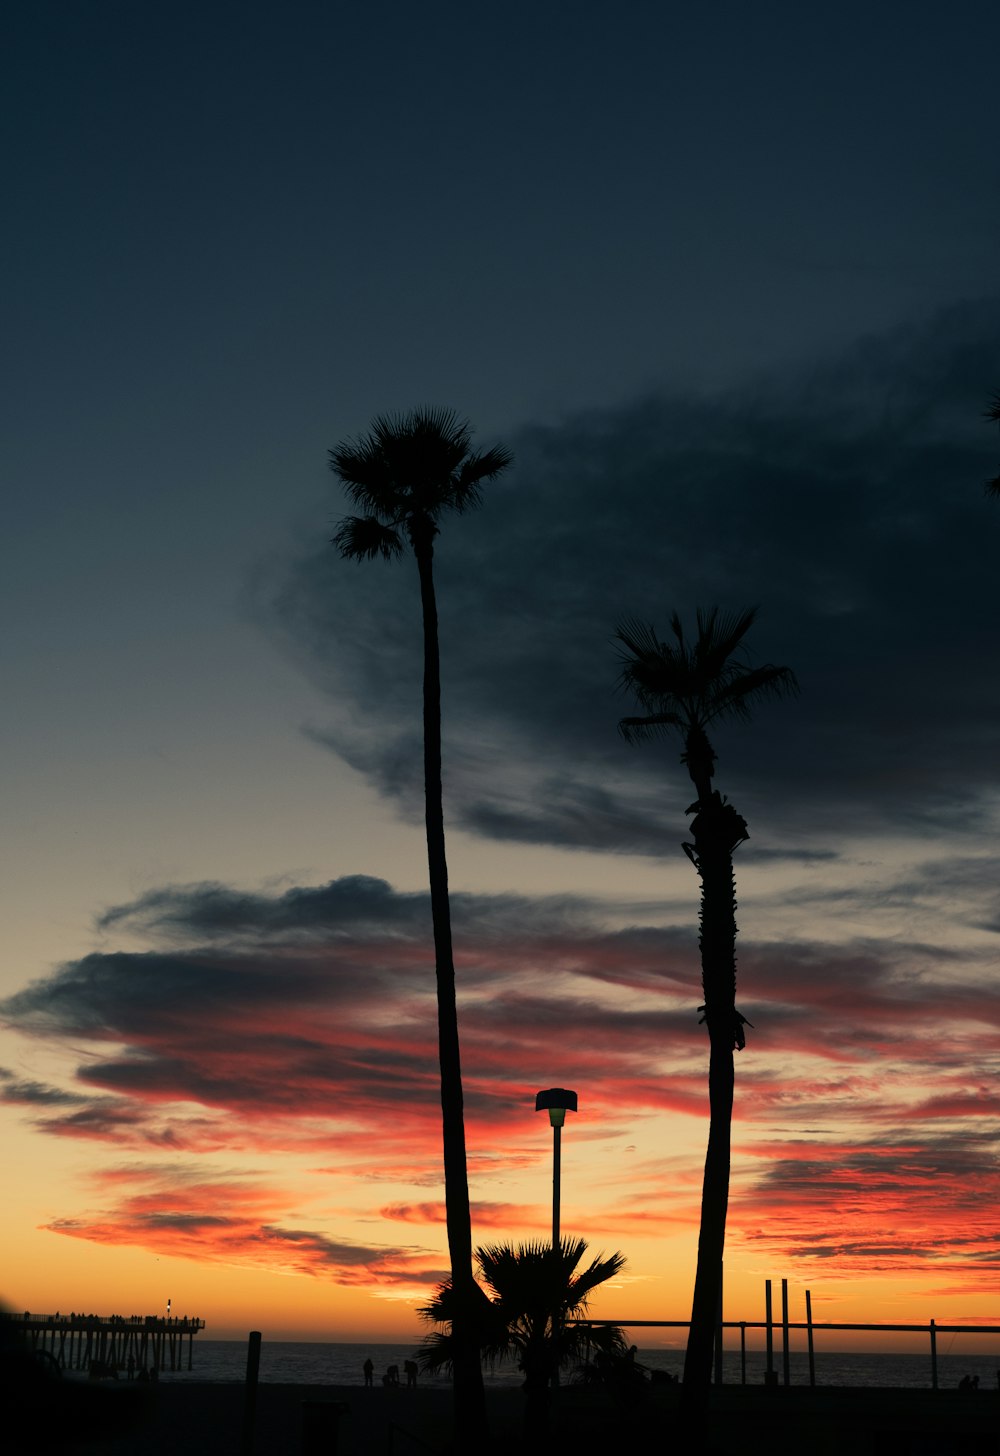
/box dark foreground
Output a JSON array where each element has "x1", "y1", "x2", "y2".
[{"x1": 13, "y1": 1379, "x2": 1000, "y2": 1456}]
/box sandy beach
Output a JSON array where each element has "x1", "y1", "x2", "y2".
[{"x1": 38, "y1": 1378, "x2": 996, "y2": 1456}]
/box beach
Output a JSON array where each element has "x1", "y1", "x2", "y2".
[{"x1": 47, "y1": 1378, "x2": 998, "y2": 1456}]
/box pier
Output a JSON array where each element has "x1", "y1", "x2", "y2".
[{"x1": 2, "y1": 1311, "x2": 205, "y2": 1373}]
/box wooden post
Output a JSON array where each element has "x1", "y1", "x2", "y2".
[
  {"x1": 714, "y1": 1261, "x2": 724, "y2": 1386},
  {"x1": 243, "y1": 1330, "x2": 262, "y2": 1456},
  {"x1": 781, "y1": 1278, "x2": 790, "y2": 1386},
  {"x1": 740, "y1": 1322, "x2": 747, "y2": 1385},
  {"x1": 805, "y1": 1289, "x2": 816, "y2": 1387},
  {"x1": 929, "y1": 1319, "x2": 937, "y2": 1391},
  {"x1": 765, "y1": 1279, "x2": 776, "y2": 1385}
]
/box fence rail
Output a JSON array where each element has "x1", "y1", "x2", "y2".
[
  {"x1": 572, "y1": 1276, "x2": 1000, "y2": 1390},
  {"x1": 2, "y1": 1310, "x2": 205, "y2": 1373}
]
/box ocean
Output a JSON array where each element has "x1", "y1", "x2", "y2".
[{"x1": 160, "y1": 1340, "x2": 1000, "y2": 1392}]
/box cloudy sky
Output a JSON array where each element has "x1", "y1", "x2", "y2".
[{"x1": 2, "y1": 1, "x2": 999, "y2": 1347}]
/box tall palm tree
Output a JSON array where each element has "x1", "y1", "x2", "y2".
[
  {"x1": 986, "y1": 391, "x2": 1000, "y2": 498},
  {"x1": 615, "y1": 607, "x2": 796, "y2": 1423},
  {"x1": 417, "y1": 1237, "x2": 628, "y2": 1446},
  {"x1": 331, "y1": 408, "x2": 512, "y2": 1452}
]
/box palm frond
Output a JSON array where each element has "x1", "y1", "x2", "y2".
[
  {"x1": 570, "y1": 1320, "x2": 629, "y2": 1366},
  {"x1": 704, "y1": 662, "x2": 799, "y2": 726},
  {"x1": 614, "y1": 620, "x2": 691, "y2": 719},
  {"x1": 332, "y1": 514, "x2": 404, "y2": 561},
  {"x1": 475, "y1": 1238, "x2": 613, "y2": 1319},
  {"x1": 617, "y1": 609, "x2": 792, "y2": 721},
  {"x1": 415, "y1": 1277, "x2": 457, "y2": 1327},
  {"x1": 416, "y1": 1238, "x2": 627, "y2": 1380},
  {"x1": 566, "y1": 1249, "x2": 627, "y2": 1308},
  {"x1": 446, "y1": 444, "x2": 516, "y2": 512},
  {"x1": 327, "y1": 439, "x2": 400, "y2": 516},
  {"x1": 692, "y1": 605, "x2": 759, "y2": 678},
  {"x1": 372, "y1": 406, "x2": 469, "y2": 457},
  {"x1": 615, "y1": 618, "x2": 669, "y2": 663},
  {"x1": 328, "y1": 408, "x2": 511, "y2": 527},
  {"x1": 414, "y1": 1329, "x2": 456, "y2": 1375},
  {"x1": 615, "y1": 607, "x2": 794, "y2": 792},
  {"x1": 372, "y1": 408, "x2": 472, "y2": 495},
  {"x1": 618, "y1": 712, "x2": 685, "y2": 743},
  {"x1": 987, "y1": 473, "x2": 1000, "y2": 499}
]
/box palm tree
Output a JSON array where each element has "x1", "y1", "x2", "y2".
[
  {"x1": 615, "y1": 607, "x2": 796, "y2": 1423},
  {"x1": 986, "y1": 391, "x2": 1000, "y2": 498},
  {"x1": 331, "y1": 408, "x2": 512, "y2": 1451},
  {"x1": 417, "y1": 1237, "x2": 628, "y2": 1446}
]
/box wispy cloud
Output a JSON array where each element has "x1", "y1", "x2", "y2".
[
  {"x1": 45, "y1": 1169, "x2": 445, "y2": 1287},
  {"x1": 733, "y1": 1132, "x2": 1000, "y2": 1288},
  {"x1": 4, "y1": 868, "x2": 998, "y2": 1283}
]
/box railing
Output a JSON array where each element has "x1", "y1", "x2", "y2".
[
  {"x1": 2, "y1": 1311, "x2": 205, "y2": 1373},
  {"x1": 572, "y1": 1276, "x2": 1000, "y2": 1391},
  {"x1": 2, "y1": 1313, "x2": 204, "y2": 1329}
]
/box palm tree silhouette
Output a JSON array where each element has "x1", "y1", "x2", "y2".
[
  {"x1": 417, "y1": 1237, "x2": 627, "y2": 1446},
  {"x1": 616, "y1": 607, "x2": 796, "y2": 1423},
  {"x1": 331, "y1": 408, "x2": 512, "y2": 1450},
  {"x1": 986, "y1": 391, "x2": 1000, "y2": 498}
]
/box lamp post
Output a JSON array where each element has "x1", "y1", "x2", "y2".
[
  {"x1": 534, "y1": 1088, "x2": 577, "y2": 1250},
  {"x1": 536, "y1": 1088, "x2": 577, "y2": 1390}
]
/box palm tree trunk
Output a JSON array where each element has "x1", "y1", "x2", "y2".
[
  {"x1": 412, "y1": 534, "x2": 488, "y2": 1452},
  {"x1": 521, "y1": 1350, "x2": 552, "y2": 1453},
  {"x1": 680, "y1": 794, "x2": 744, "y2": 1434}
]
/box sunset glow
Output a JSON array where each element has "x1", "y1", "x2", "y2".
[{"x1": 2, "y1": 2, "x2": 998, "y2": 1359}]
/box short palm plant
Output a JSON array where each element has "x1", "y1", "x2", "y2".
[
  {"x1": 417, "y1": 1238, "x2": 627, "y2": 1443},
  {"x1": 616, "y1": 607, "x2": 796, "y2": 1417}
]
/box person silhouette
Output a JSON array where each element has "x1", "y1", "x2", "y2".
[{"x1": 363, "y1": 1358, "x2": 374, "y2": 1388}]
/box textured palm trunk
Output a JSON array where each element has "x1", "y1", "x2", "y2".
[
  {"x1": 680, "y1": 791, "x2": 745, "y2": 1436},
  {"x1": 412, "y1": 533, "x2": 488, "y2": 1452}
]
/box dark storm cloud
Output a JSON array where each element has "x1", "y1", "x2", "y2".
[
  {"x1": 6, "y1": 872, "x2": 999, "y2": 1272},
  {"x1": 0, "y1": 1068, "x2": 87, "y2": 1106},
  {"x1": 4, "y1": 874, "x2": 995, "y2": 1156},
  {"x1": 44, "y1": 1165, "x2": 442, "y2": 1284},
  {"x1": 94, "y1": 873, "x2": 431, "y2": 940},
  {"x1": 262, "y1": 300, "x2": 1000, "y2": 853},
  {"x1": 257, "y1": 1226, "x2": 429, "y2": 1274},
  {"x1": 40, "y1": 1103, "x2": 154, "y2": 1138},
  {"x1": 0, "y1": 879, "x2": 701, "y2": 1150},
  {"x1": 1, "y1": 948, "x2": 367, "y2": 1038},
  {"x1": 94, "y1": 874, "x2": 606, "y2": 945},
  {"x1": 8, "y1": 878, "x2": 996, "y2": 1064},
  {"x1": 749, "y1": 1135, "x2": 1000, "y2": 1200},
  {"x1": 735, "y1": 1132, "x2": 1000, "y2": 1274}
]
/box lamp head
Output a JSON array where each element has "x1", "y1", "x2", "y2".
[{"x1": 535, "y1": 1087, "x2": 578, "y2": 1126}]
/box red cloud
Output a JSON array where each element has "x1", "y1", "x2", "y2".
[
  {"x1": 7, "y1": 876, "x2": 1000, "y2": 1288},
  {"x1": 380, "y1": 1200, "x2": 544, "y2": 1229},
  {"x1": 43, "y1": 1171, "x2": 445, "y2": 1288},
  {"x1": 729, "y1": 1131, "x2": 1000, "y2": 1283}
]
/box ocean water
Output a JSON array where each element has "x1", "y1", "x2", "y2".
[{"x1": 159, "y1": 1339, "x2": 1000, "y2": 1392}]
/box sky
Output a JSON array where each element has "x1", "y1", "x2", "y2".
[{"x1": 2, "y1": 0, "x2": 999, "y2": 1353}]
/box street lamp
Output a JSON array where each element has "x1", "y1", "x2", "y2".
[{"x1": 535, "y1": 1087, "x2": 577, "y2": 1250}]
